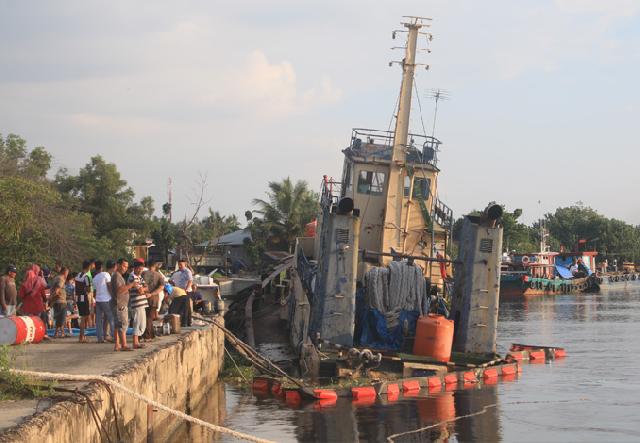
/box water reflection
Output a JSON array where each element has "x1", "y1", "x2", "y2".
[
  {"x1": 161, "y1": 380, "x2": 506, "y2": 443},
  {"x1": 163, "y1": 286, "x2": 640, "y2": 442}
]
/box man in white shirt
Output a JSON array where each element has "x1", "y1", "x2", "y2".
[{"x1": 93, "y1": 260, "x2": 115, "y2": 343}]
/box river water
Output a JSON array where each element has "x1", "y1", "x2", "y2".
[{"x1": 165, "y1": 284, "x2": 640, "y2": 442}]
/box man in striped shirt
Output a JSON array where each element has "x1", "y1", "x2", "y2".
[{"x1": 128, "y1": 259, "x2": 149, "y2": 349}]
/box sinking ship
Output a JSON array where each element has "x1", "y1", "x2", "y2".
[{"x1": 286, "y1": 17, "x2": 505, "y2": 379}]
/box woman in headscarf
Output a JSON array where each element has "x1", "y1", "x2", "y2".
[{"x1": 19, "y1": 264, "x2": 49, "y2": 325}]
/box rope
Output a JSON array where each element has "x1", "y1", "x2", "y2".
[
  {"x1": 365, "y1": 261, "x2": 426, "y2": 328},
  {"x1": 386, "y1": 398, "x2": 590, "y2": 442},
  {"x1": 9, "y1": 368, "x2": 275, "y2": 443}
]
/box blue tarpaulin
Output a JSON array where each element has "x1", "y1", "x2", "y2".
[
  {"x1": 555, "y1": 264, "x2": 573, "y2": 279},
  {"x1": 555, "y1": 255, "x2": 593, "y2": 278},
  {"x1": 46, "y1": 327, "x2": 134, "y2": 337},
  {"x1": 356, "y1": 307, "x2": 419, "y2": 350}
]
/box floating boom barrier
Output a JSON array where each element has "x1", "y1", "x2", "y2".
[{"x1": 251, "y1": 343, "x2": 566, "y2": 408}]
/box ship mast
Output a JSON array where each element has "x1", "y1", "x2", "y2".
[{"x1": 382, "y1": 16, "x2": 429, "y2": 254}]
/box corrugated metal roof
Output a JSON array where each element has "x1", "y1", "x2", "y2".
[
  {"x1": 217, "y1": 229, "x2": 252, "y2": 246},
  {"x1": 196, "y1": 229, "x2": 252, "y2": 248}
]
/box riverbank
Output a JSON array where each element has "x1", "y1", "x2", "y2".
[{"x1": 0, "y1": 316, "x2": 225, "y2": 443}]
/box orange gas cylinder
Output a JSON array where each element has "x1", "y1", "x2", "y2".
[{"x1": 412, "y1": 314, "x2": 454, "y2": 362}]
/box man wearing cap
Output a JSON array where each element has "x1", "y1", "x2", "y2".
[
  {"x1": 170, "y1": 258, "x2": 193, "y2": 326},
  {"x1": 142, "y1": 261, "x2": 164, "y2": 340},
  {"x1": 0, "y1": 265, "x2": 18, "y2": 316},
  {"x1": 167, "y1": 283, "x2": 190, "y2": 326}
]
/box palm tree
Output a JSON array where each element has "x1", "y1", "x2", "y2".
[{"x1": 252, "y1": 177, "x2": 319, "y2": 252}]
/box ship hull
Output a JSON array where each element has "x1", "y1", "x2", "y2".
[{"x1": 500, "y1": 275, "x2": 599, "y2": 297}]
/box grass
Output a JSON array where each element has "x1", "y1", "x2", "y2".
[
  {"x1": 220, "y1": 347, "x2": 257, "y2": 386},
  {"x1": 0, "y1": 345, "x2": 55, "y2": 400}
]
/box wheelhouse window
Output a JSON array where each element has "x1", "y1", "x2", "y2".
[
  {"x1": 412, "y1": 177, "x2": 431, "y2": 199},
  {"x1": 403, "y1": 175, "x2": 411, "y2": 198},
  {"x1": 357, "y1": 170, "x2": 385, "y2": 195},
  {"x1": 343, "y1": 162, "x2": 352, "y2": 193}
]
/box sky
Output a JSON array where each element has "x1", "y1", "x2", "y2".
[{"x1": 1, "y1": 0, "x2": 639, "y2": 226}]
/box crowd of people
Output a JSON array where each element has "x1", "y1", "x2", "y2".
[{"x1": 0, "y1": 257, "x2": 207, "y2": 351}]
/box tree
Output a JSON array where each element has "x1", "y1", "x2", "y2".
[
  {"x1": 201, "y1": 210, "x2": 240, "y2": 240},
  {"x1": 55, "y1": 155, "x2": 155, "y2": 256},
  {"x1": 501, "y1": 208, "x2": 537, "y2": 252},
  {"x1": 0, "y1": 133, "x2": 51, "y2": 179},
  {"x1": 0, "y1": 176, "x2": 100, "y2": 272},
  {"x1": 151, "y1": 216, "x2": 177, "y2": 265},
  {"x1": 545, "y1": 205, "x2": 640, "y2": 262},
  {"x1": 252, "y1": 177, "x2": 319, "y2": 252},
  {"x1": 453, "y1": 206, "x2": 536, "y2": 253}
]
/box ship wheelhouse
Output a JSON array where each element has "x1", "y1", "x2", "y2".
[{"x1": 338, "y1": 128, "x2": 453, "y2": 285}]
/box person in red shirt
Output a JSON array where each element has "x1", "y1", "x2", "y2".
[{"x1": 19, "y1": 264, "x2": 48, "y2": 326}]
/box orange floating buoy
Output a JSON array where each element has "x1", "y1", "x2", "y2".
[
  {"x1": 554, "y1": 349, "x2": 567, "y2": 358},
  {"x1": 271, "y1": 382, "x2": 281, "y2": 396},
  {"x1": 285, "y1": 389, "x2": 302, "y2": 407},
  {"x1": 529, "y1": 350, "x2": 545, "y2": 361},
  {"x1": 502, "y1": 365, "x2": 516, "y2": 376},
  {"x1": 252, "y1": 378, "x2": 270, "y2": 393},
  {"x1": 313, "y1": 389, "x2": 337, "y2": 400},
  {"x1": 386, "y1": 384, "x2": 399, "y2": 396},
  {"x1": 427, "y1": 376, "x2": 441, "y2": 388},
  {"x1": 402, "y1": 380, "x2": 421, "y2": 393},
  {"x1": 352, "y1": 386, "x2": 376, "y2": 400},
  {"x1": 413, "y1": 314, "x2": 455, "y2": 362},
  {"x1": 463, "y1": 371, "x2": 477, "y2": 383},
  {"x1": 444, "y1": 374, "x2": 458, "y2": 385},
  {"x1": 506, "y1": 352, "x2": 524, "y2": 361},
  {"x1": 482, "y1": 368, "x2": 498, "y2": 380}
]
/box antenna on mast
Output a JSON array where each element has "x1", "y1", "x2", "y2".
[{"x1": 426, "y1": 88, "x2": 450, "y2": 139}]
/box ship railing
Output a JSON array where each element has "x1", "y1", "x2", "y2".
[
  {"x1": 433, "y1": 197, "x2": 454, "y2": 229},
  {"x1": 319, "y1": 176, "x2": 343, "y2": 210},
  {"x1": 350, "y1": 128, "x2": 441, "y2": 166},
  {"x1": 296, "y1": 242, "x2": 317, "y2": 295}
]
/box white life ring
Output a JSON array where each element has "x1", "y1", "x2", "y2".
[{"x1": 521, "y1": 256, "x2": 530, "y2": 266}]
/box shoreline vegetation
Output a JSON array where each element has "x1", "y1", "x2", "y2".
[
  {"x1": 0, "y1": 345, "x2": 55, "y2": 400},
  {"x1": 2, "y1": 131, "x2": 638, "y2": 280},
  {"x1": 453, "y1": 206, "x2": 640, "y2": 262}
]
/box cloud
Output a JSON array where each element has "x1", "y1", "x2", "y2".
[{"x1": 208, "y1": 50, "x2": 342, "y2": 117}]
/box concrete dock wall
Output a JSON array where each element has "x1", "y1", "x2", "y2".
[{"x1": 0, "y1": 318, "x2": 225, "y2": 443}]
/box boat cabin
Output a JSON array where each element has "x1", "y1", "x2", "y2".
[{"x1": 338, "y1": 128, "x2": 453, "y2": 283}]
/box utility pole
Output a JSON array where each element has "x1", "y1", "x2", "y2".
[{"x1": 167, "y1": 177, "x2": 173, "y2": 223}]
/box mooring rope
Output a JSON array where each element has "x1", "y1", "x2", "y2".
[
  {"x1": 385, "y1": 398, "x2": 590, "y2": 442},
  {"x1": 10, "y1": 368, "x2": 275, "y2": 443}
]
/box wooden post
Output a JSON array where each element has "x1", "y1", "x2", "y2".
[{"x1": 147, "y1": 404, "x2": 154, "y2": 443}]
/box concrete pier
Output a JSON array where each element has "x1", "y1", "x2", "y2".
[{"x1": 0, "y1": 316, "x2": 225, "y2": 443}]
